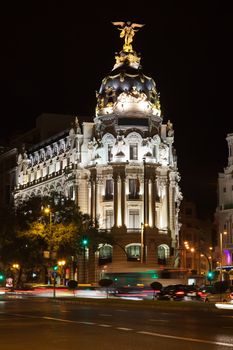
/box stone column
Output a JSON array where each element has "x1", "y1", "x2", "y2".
[
  {"x1": 117, "y1": 175, "x2": 122, "y2": 227},
  {"x1": 113, "y1": 175, "x2": 118, "y2": 227},
  {"x1": 151, "y1": 177, "x2": 156, "y2": 228},
  {"x1": 121, "y1": 176, "x2": 126, "y2": 227},
  {"x1": 144, "y1": 166, "x2": 149, "y2": 226},
  {"x1": 148, "y1": 179, "x2": 152, "y2": 227}
]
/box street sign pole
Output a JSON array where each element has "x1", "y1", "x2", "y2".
[{"x1": 52, "y1": 272, "x2": 57, "y2": 298}]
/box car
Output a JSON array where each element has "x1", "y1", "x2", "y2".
[
  {"x1": 198, "y1": 285, "x2": 233, "y2": 303},
  {"x1": 157, "y1": 284, "x2": 202, "y2": 301},
  {"x1": 114, "y1": 286, "x2": 155, "y2": 300}
]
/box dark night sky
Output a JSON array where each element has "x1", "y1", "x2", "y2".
[{"x1": 0, "y1": 1, "x2": 233, "y2": 218}]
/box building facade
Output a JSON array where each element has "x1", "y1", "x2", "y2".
[
  {"x1": 13, "y1": 24, "x2": 183, "y2": 282},
  {"x1": 216, "y1": 133, "x2": 233, "y2": 271}
]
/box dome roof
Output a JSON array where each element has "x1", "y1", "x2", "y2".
[{"x1": 96, "y1": 51, "x2": 161, "y2": 120}]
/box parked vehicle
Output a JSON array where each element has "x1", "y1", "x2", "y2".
[
  {"x1": 157, "y1": 284, "x2": 202, "y2": 301},
  {"x1": 198, "y1": 285, "x2": 233, "y2": 303}
]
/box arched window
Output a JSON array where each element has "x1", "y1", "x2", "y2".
[
  {"x1": 157, "y1": 244, "x2": 170, "y2": 265},
  {"x1": 126, "y1": 243, "x2": 141, "y2": 261},
  {"x1": 99, "y1": 244, "x2": 113, "y2": 265}
]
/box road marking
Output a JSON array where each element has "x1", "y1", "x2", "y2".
[
  {"x1": 43, "y1": 316, "x2": 79, "y2": 323},
  {"x1": 43, "y1": 317, "x2": 96, "y2": 325},
  {"x1": 3, "y1": 311, "x2": 233, "y2": 347},
  {"x1": 116, "y1": 327, "x2": 133, "y2": 331},
  {"x1": 78, "y1": 321, "x2": 96, "y2": 325},
  {"x1": 137, "y1": 331, "x2": 233, "y2": 347}
]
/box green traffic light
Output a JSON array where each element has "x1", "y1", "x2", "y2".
[
  {"x1": 53, "y1": 265, "x2": 58, "y2": 271},
  {"x1": 207, "y1": 271, "x2": 214, "y2": 280},
  {"x1": 0, "y1": 274, "x2": 4, "y2": 281},
  {"x1": 81, "y1": 236, "x2": 89, "y2": 247}
]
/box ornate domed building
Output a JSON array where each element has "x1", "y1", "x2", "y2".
[{"x1": 14, "y1": 22, "x2": 183, "y2": 283}]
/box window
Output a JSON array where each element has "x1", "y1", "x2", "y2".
[
  {"x1": 129, "y1": 178, "x2": 140, "y2": 199},
  {"x1": 106, "y1": 210, "x2": 114, "y2": 229},
  {"x1": 69, "y1": 186, "x2": 74, "y2": 199},
  {"x1": 126, "y1": 244, "x2": 141, "y2": 261},
  {"x1": 105, "y1": 179, "x2": 113, "y2": 199},
  {"x1": 99, "y1": 245, "x2": 112, "y2": 265},
  {"x1": 128, "y1": 209, "x2": 140, "y2": 228},
  {"x1": 223, "y1": 187, "x2": 226, "y2": 193},
  {"x1": 108, "y1": 145, "x2": 113, "y2": 162},
  {"x1": 157, "y1": 244, "x2": 170, "y2": 265},
  {"x1": 129, "y1": 144, "x2": 138, "y2": 160}
]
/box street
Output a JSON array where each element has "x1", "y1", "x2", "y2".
[{"x1": 0, "y1": 298, "x2": 233, "y2": 349}]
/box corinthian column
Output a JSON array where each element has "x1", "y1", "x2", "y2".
[
  {"x1": 113, "y1": 175, "x2": 118, "y2": 227},
  {"x1": 121, "y1": 176, "x2": 126, "y2": 226}
]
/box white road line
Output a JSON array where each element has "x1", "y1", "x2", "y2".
[
  {"x1": 43, "y1": 317, "x2": 95, "y2": 325},
  {"x1": 43, "y1": 316, "x2": 79, "y2": 323},
  {"x1": 137, "y1": 331, "x2": 233, "y2": 347},
  {"x1": 116, "y1": 327, "x2": 133, "y2": 331},
  {"x1": 78, "y1": 321, "x2": 96, "y2": 325},
  {"x1": 98, "y1": 324, "x2": 112, "y2": 327}
]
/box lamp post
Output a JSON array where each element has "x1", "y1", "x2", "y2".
[
  {"x1": 43, "y1": 206, "x2": 53, "y2": 284},
  {"x1": 44, "y1": 207, "x2": 52, "y2": 237},
  {"x1": 12, "y1": 264, "x2": 20, "y2": 288},
  {"x1": 219, "y1": 230, "x2": 227, "y2": 282},
  {"x1": 81, "y1": 236, "x2": 89, "y2": 283}
]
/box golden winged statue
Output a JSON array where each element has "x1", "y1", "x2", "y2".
[{"x1": 112, "y1": 21, "x2": 144, "y2": 52}]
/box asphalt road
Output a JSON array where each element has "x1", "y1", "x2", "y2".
[{"x1": 0, "y1": 298, "x2": 233, "y2": 350}]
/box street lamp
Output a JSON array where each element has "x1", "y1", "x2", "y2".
[
  {"x1": 43, "y1": 206, "x2": 52, "y2": 236},
  {"x1": 12, "y1": 264, "x2": 20, "y2": 269},
  {"x1": 220, "y1": 230, "x2": 227, "y2": 282}
]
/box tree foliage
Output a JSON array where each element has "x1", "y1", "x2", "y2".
[{"x1": 0, "y1": 192, "x2": 115, "y2": 285}]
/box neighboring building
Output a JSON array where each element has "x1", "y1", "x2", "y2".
[
  {"x1": 216, "y1": 133, "x2": 233, "y2": 271},
  {"x1": 179, "y1": 199, "x2": 214, "y2": 276},
  {"x1": 13, "y1": 23, "x2": 183, "y2": 283},
  {"x1": 0, "y1": 113, "x2": 77, "y2": 208},
  {"x1": 0, "y1": 147, "x2": 17, "y2": 207}
]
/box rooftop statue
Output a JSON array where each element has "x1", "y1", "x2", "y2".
[{"x1": 112, "y1": 21, "x2": 144, "y2": 52}]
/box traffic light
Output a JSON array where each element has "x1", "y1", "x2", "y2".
[
  {"x1": 53, "y1": 265, "x2": 58, "y2": 271},
  {"x1": 81, "y1": 236, "x2": 89, "y2": 247},
  {"x1": 0, "y1": 272, "x2": 5, "y2": 281},
  {"x1": 207, "y1": 271, "x2": 214, "y2": 280}
]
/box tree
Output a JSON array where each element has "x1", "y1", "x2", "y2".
[
  {"x1": 1, "y1": 193, "x2": 116, "y2": 285},
  {"x1": 98, "y1": 278, "x2": 113, "y2": 298},
  {"x1": 150, "y1": 281, "x2": 163, "y2": 300},
  {"x1": 67, "y1": 280, "x2": 78, "y2": 296}
]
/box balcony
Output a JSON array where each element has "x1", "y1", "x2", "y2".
[
  {"x1": 103, "y1": 194, "x2": 113, "y2": 201},
  {"x1": 127, "y1": 194, "x2": 141, "y2": 200},
  {"x1": 223, "y1": 203, "x2": 233, "y2": 210}
]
